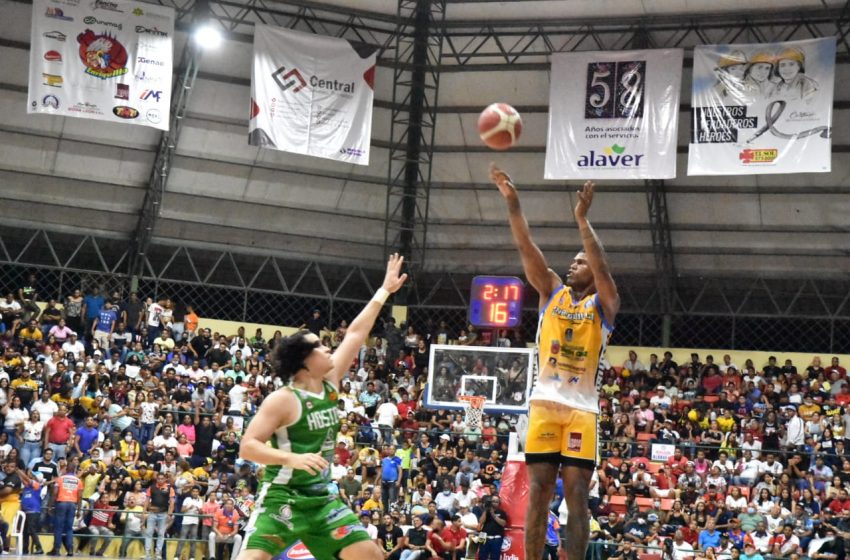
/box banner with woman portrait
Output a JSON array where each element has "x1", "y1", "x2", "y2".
[{"x1": 688, "y1": 37, "x2": 836, "y2": 175}]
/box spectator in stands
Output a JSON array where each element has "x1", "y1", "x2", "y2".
[{"x1": 209, "y1": 497, "x2": 242, "y2": 560}]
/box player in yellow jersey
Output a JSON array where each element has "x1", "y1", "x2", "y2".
[{"x1": 491, "y1": 164, "x2": 620, "y2": 560}]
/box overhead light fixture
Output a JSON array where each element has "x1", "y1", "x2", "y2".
[{"x1": 193, "y1": 22, "x2": 222, "y2": 49}]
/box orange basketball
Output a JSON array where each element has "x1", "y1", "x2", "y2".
[{"x1": 478, "y1": 103, "x2": 522, "y2": 150}]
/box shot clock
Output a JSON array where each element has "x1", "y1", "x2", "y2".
[{"x1": 468, "y1": 276, "x2": 524, "y2": 328}]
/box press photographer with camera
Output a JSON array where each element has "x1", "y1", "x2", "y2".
[{"x1": 476, "y1": 494, "x2": 508, "y2": 560}]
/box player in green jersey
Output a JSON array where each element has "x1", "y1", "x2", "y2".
[{"x1": 238, "y1": 254, "x2": 408, "y2": 560}]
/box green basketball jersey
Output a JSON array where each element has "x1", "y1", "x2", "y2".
[{"x1": 262, "y1": 381, "x2": 340, "y2": 493}]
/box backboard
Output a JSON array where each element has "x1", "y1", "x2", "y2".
[{"x1": 423, "y1": 344, "x2": 535, "y2": 414}]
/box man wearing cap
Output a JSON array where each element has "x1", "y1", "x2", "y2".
[
  {"x1": 61, "y1": 333, "x2": 85, "y2": 362},
  {"x1": 785, "y1": 406, "x2": 805, "y2": 449},
  {"x1": 649, "y1": 386, "x2": 671, "y2": 410},
  {"x1": 740, "y1": 541, "x2": 765, "y2": 560}
]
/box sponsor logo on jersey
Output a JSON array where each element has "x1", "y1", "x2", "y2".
[
  {"x1": 330, "y1": 524, "x2": 357, "y2": 540},
  {"x1": 44, "y1": 50, "x2": 62, "y2": 62},
  {"x1": 325, "y1": 506, "x2": 351, "y2": 524},
  {"x1": 270, "y1": 504, "x2": 294, "y2": 530},
  {"x1": 568, "y1": 432, "x2": 582, "y2": 451}
]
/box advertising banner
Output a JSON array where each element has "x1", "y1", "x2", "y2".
[
  {"x1": 545, "y1": 48, "x2": 683, "y2": 180},
  {"x1": 688, "y1": 37, "x2": 835, "y2": 175},
  {"x1": 28, "y1": 0, "x2": 174, "y2": 130},
  {"x1": 250, "y1": 24, "x2": 377, "y2": 165}
]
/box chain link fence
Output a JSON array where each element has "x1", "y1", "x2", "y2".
[{"x1": 0, "y1": 228, "x2": 848, "y2": 353}]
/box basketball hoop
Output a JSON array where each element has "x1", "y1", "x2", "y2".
[{"x1": 458, "y1": 395, "x2": 486, "y2": 430}]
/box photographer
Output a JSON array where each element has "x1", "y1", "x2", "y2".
[{"x1": 477, "y1": 494, "x2": 507, "y2": 560}]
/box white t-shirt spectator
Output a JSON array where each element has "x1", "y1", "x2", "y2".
[
  {"x1": 434, "y1": 490, "x2": 457, "y2": 513},
  {"x1": 671, "y1": 540, "x2": 694, "y2": 560},
  {"x1": 330, "y1": 462, "x2": 347, "y2": 481},
  {"x1": 376, "y1": 402, "x2": 399, "y2": 427},
  {"x1": 146, "y1": 302, "x2": 164, "y2": 328},
  {"x1": 61, "y1": 340, "x2": 85, "y2": 360},
  {"x1": 3, "y1": 408, "x2": 28, "y2": 431},
  {"x1": 228, "y1": 384, "x2": 248, "y2": 412},
  {"x1": 362, "y1": 522, "x2": 378, "y2": 540},
  {"x1": 725, "y1": 494, "x2": 748, "y2": 511},
  {"x1": 32, "y1": 398, "x2": 58, "y2": 424},
  {"x1": 650, "y1": 394, "x2": 672, "y2": 409},
  {"x1": 741, "y1": 439, "x2": 762, "y2": 459},
  {"x1": 140, "y1": 402, "x2": 159, "y2": 424},
  {"x1": 22, "y1": 420, "x2": 44, "y2": 442},
  {"x1": 739, "y1": 458, "x2": 762, "y2": 480},
  {"x1": 180, "y1": 496, "x2": 204, "y2": 526},
  {"x1": 758, "y1": 459, "x2": 784, "y2": 476},
  {"x1": 152, "y1": 434, "x2": 178, "y2": 453}
]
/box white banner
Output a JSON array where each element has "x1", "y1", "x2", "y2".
[
  {"x1": 651, "y1": 443, "x2": 675, "y2": 462},
  {"x1": 688, "y1": 37, "x2": 835, "y2": 175},
  {"x1": 544, "y1": 49, "x2": 683, "y2": 180},
  {"x1": 249, "y1": 24, "x2": 377, "y2": 165},
  {"x1": 28, "y1": 0, "x2": 174, "y2": 130}
]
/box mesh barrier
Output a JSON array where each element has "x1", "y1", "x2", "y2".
[{"x1": 0, "y1": 230, "x2": 848, "y2": 352}]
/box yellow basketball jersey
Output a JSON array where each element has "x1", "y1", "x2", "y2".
[{"x1": 533, "y1": 285, "x2": 613, "y2": 413}]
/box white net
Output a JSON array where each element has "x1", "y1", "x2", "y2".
[{"x1": 460, "y1": 396, "x2": 486, "y2": 430}]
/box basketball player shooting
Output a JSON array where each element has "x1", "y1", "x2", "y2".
[{"x1": 491, "y1": 164, "x2": 619, "y2": 560}]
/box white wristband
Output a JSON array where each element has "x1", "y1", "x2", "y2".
[{"x1": 372, "y1": 287, "x2": 390, "y2": 305}]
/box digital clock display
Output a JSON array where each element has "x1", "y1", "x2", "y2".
[{"x1": 468, "y1": 276, "x2": 524, "y2": 328}]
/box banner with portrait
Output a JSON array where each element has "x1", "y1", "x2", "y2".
[
  {"x1": 27, "y1": 0, "x2": 174, "y2": 130},
  {"x1": 688, "y1": 37, "x2": 836, "y2": 175},
  {"x1": 544, "y1": 48, "x2": 683, "y2": 180}
]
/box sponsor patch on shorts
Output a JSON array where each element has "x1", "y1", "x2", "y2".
[
  {"x1": 568, "y1": 432, "x2": 582, "y2": 451},
  {"x1": 330, "y1": 524, "x2": 366, "y2": 540}
]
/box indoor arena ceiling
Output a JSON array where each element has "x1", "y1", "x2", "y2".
[{"x1": 0, "y1": 0, "x2": 849, "y2": 285}]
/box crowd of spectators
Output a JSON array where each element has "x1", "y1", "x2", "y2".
[
  {"x1": 0, "y1": 273, "x2": 849, "y2": 560},
  {"x1": 593, "y1": 350, "x2": 850, "y2": 560}
]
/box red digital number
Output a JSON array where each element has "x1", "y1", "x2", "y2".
[
  {"x1": 489, "y1": 302, "x2": 508, "y2": 324},
  {"x1": 508, "y1": 284, "x2": 519, "y2": 300},
  {"x1": 482, "y1": 284, "x2": 494, "y2": 301}
]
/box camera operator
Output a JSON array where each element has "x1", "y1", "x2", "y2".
[{"x1": 477, "y1": 495, "x2": 508, "y2": 560}]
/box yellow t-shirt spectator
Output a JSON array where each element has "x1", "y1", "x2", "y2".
[
  {"x1": 798, "y1": 402, "x2": 822, "y2": 422},
  {"x1": 18, "y1": 327, "x2": 42, "y2": 344},
  {"x1": 128, "y1": 466, "x2": 156, "y2": 484},
  {"x1": 11, "y1": 377, "x2": 38, "y2": 394},
  {"x1": 52, "y1": 394, "x2": 73, "y2": 408}
]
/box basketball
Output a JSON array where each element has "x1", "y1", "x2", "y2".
[{"x1": 478, "y1": 102, "x2": 522, "y2": 150}]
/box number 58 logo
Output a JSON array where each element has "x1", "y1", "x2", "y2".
[{"x1": 585, "y1": 60, "x2": 645, "y2": 120}]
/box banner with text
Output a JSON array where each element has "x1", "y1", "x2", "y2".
[
  {"x1": 688, "y1": 37, "x2": 835, "y2": 175},
  {"x1": 27, "y1": 0, "x2": 174, "y2": 130},
  {"x1": 250, "y1": 25, "x2": 377, "y2": 165},
  {"x1": 545, "y1": 48, "x2": 683, "y2": 180}
]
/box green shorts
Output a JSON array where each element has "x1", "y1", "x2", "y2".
[{"x1": 243, "y1": 483, "x2": 371, "y2": 558}]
